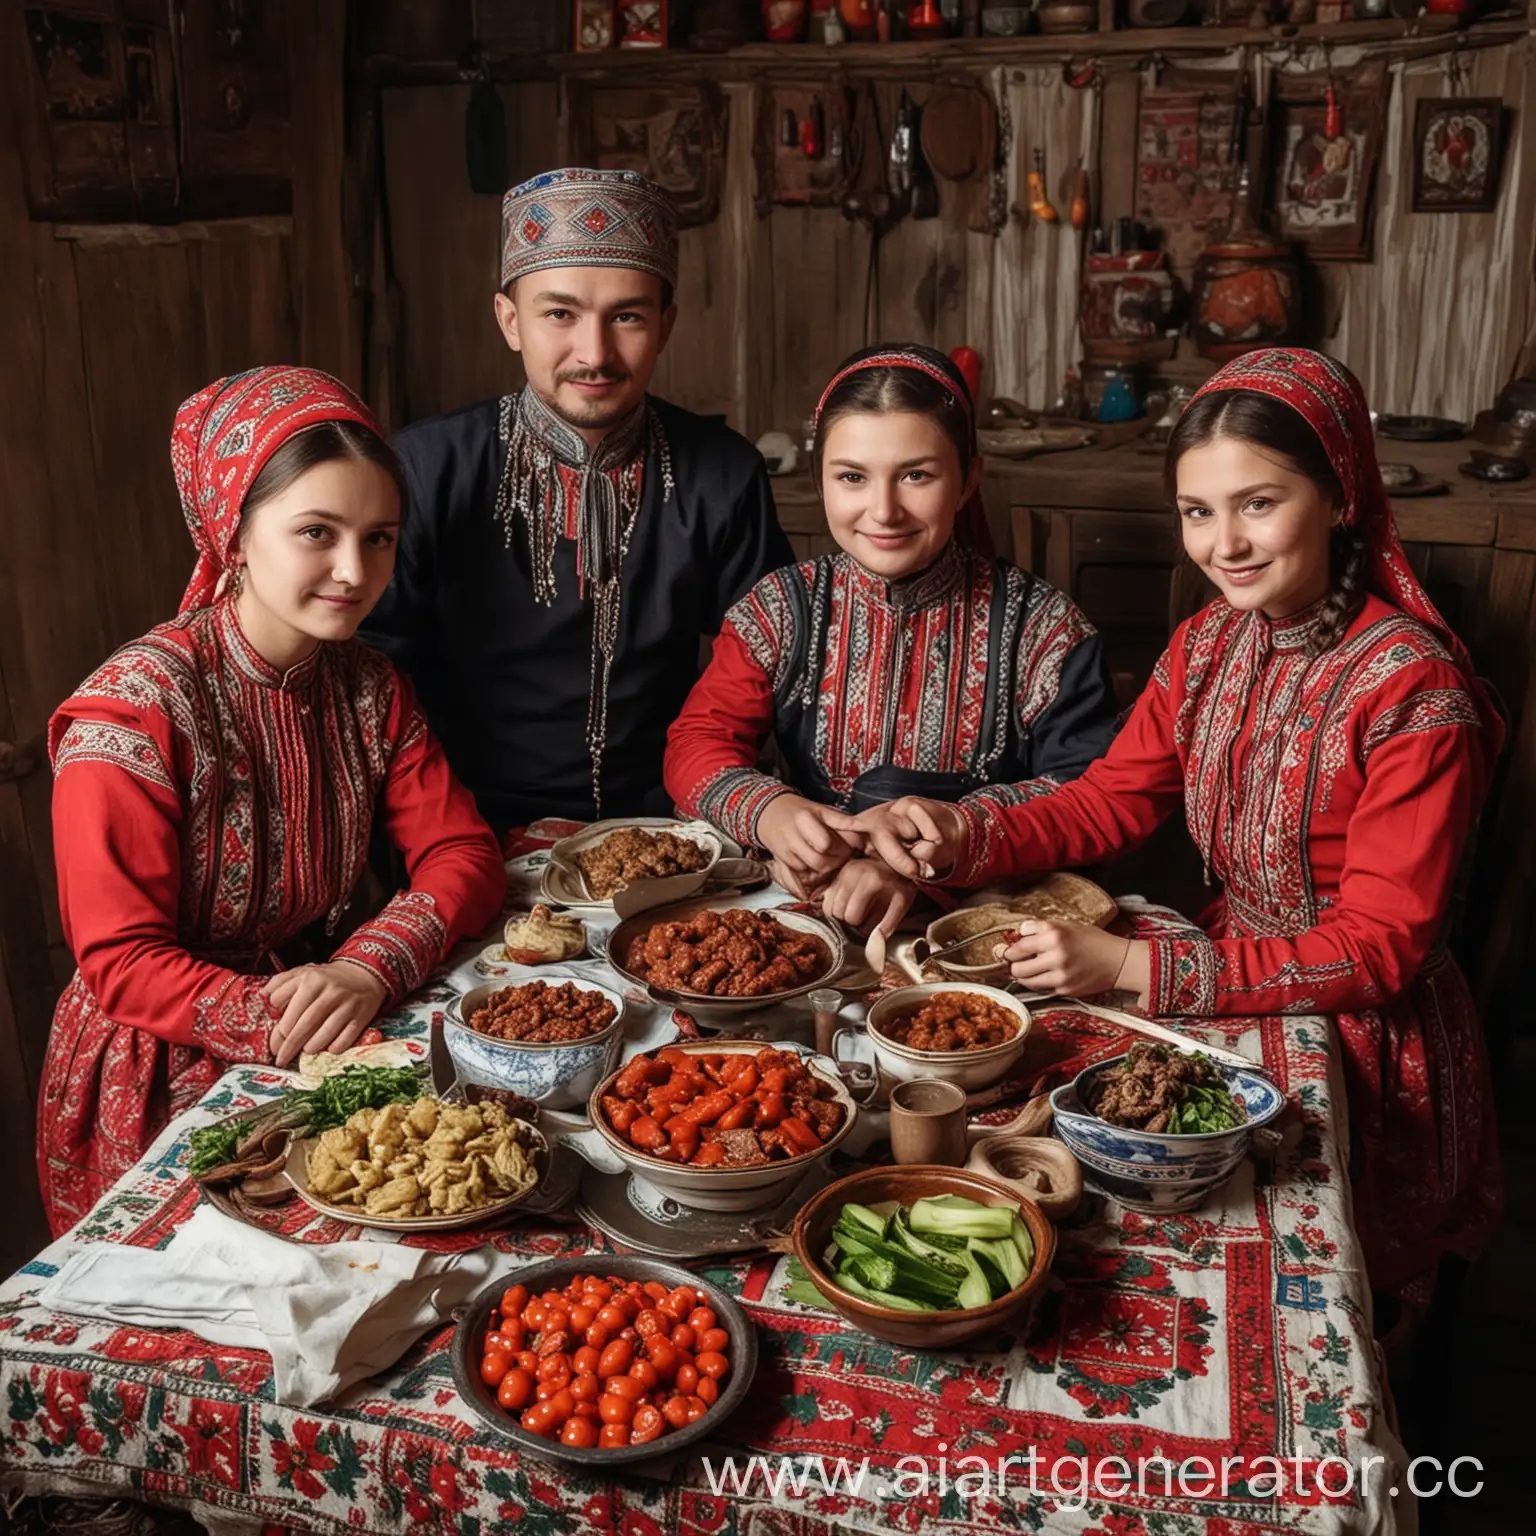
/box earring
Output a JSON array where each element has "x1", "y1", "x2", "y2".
[{"x1": 228, "y1": 565, "x2": 245, "y2": 598}]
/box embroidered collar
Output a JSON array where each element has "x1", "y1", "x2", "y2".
[
  {"x1": 216, "y1": 600, "x2": 322, "y2": 693},
  {"x1": 837, "y1": 541, "x2": 965, "y2": 613},
  {"x1": 493, "y1": 386, "x2": 675, "y2": 814},
  {"x1": 1261, "y1": 595, "x2": 1331, "y2": 653},
  {"x1": 516, "y1": 384, "x2": 649, "y2": 480}
]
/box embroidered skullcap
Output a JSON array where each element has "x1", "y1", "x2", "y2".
[
  {"x1": 170, "y1": 366, "x2": 383, "y2": 616},
  {"x1": 500, "y1": 167, "x2": 679, "y2": 292}
]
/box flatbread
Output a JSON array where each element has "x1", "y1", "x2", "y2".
[{"x1": 296, "y1": 1038, "x2": 415, "y2": 1088}]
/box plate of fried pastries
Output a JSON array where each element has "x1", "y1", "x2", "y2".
[{"x1": 285, "y1": 1095, "x2": 550, "y2": 1232}]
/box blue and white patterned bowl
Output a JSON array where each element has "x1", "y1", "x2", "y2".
[
  {"x1": 1050, "y1": 1051, "x2": 1286, "y2": 1213},
  {"x1": 445, "y1": 978, "x2": 627, "y2": 1112}
]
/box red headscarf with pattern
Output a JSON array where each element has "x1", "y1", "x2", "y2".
[
  {"x1": 813, "y1": 345, "x2": 994, "y2": 556},
  {"x1": 1190, "y1": 347, "x2": 1504, "y2": 761},
  {"x1": 170, "y1": 366, "x2": 384, "y2": 616}
]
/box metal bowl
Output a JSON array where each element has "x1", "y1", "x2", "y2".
[
  {"x1": 450, "y1": 1254, "x2": 758, "y2": 1466},
  {"x1": 604, "y1": 897, "x2": 845, "y2": 1019}
]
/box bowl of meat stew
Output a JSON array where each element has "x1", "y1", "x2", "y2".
[
  {"x1": 445, "y1": 977, "x2": 627, "y2": 1111},
  {"x1": 862, "y1": 984, "x2": 1031, "y2": 1091},
  {"x1": 548, "y1": 819, "x2": 722, "y2": 906},
  {"x1": 588, "y1": 1041, "x2": 858, "y2": 1212},
  {"x1": 605, "y1": 899, "x2": 844, "y2": 1020},
  {"x1": 1049, "y1": 1043, "x2": 1286, "y2": 1213}
]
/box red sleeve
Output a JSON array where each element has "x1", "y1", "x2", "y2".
[
  {"x1": 1148, "y1": 688, "x2": 1484, "y2": 1017},
  {"x1": 50, "y1": 706, "x2": 275, "y2": 1060},
  {"x1": 330, "y1": 673, "x2": 506, "y2": 1003},
  {"x1": 663, "y1": 625, "x2": 791, "y2": 847},
  {"x1": 949, "y1": 649, "x2": 1187, "y2": 886}
]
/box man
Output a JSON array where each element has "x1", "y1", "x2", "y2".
[{"x1": 363, "y1": 167, "x2": 791, "y2": 832}]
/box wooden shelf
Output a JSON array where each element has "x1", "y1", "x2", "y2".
[
  {"x1": 546, "y1": 16, "x2": 1523, "y2": 78},
  {"x1": 360, "y1": 17, "x2": 1528, "y2": 88}
]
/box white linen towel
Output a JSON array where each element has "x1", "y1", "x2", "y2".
[{"x1": 38, "y1": 1203, "x2": 503, "y2": 1406}]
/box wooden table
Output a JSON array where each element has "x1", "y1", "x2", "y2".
[
  {"x1": 773, "y1": 436, "x2": 1536, "y2": 1045},
  {"x1": 0, "y1": 828, "x2": 1416, "y2": 1536}
]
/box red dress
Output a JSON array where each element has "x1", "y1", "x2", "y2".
[
  {"x1": 39, "y1": 601, "x2": 507, "y2": 1234},
  {"x1": 950, "y1": 592, "x2": 1500, "y2": 1291}
]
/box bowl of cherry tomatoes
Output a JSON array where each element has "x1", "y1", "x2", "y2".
[{"x1": 451, "y1": 1255, "x2": 758, "y2": 1466}]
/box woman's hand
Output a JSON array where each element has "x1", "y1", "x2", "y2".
[
  {"x1": 821, "y1": 858, "x2": 918, "y2": 939},
  {"x1": 1003, "y1": 922, "x2": 1147, "y2": 1002},
  {"x1": 263, "y1": 961, "x2": 389, "y2": 1067},
  {"x1": 756, "y1": 794, "x2": 863, "y2": 888},
  {"x1": 855, "y1": 797, "x2": 969, "y2": 881}
]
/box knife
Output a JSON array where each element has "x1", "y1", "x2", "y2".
[{"x1": 428, "y1": 1020, "x2": 459, "y2": 1099}]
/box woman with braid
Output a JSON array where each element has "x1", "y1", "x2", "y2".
[{"x1": 856, "y1": 350, "x2": 1504, "y2": 1305}]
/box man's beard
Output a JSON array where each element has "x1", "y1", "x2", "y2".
[{"x1": 538, "y1": 372, "x2": 640, "y2": 432}]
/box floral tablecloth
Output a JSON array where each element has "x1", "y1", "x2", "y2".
[{"x1": 0, "y1": 826, "x2": 1411, "y2": 1536}]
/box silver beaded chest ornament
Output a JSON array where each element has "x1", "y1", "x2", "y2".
[{"x1": 494, "y1": 384, "x2": 675, "y2": 814}]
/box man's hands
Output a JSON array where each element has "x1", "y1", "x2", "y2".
[
  {"x1": 851, "y1": 797, "x2": 969, "y2": 881},
  {"x1": 755, "y1": 794, "x2": 864, "y2": 894},
  {"x1": 821, "y1": 858, "x2": 918, "y2": 940}
]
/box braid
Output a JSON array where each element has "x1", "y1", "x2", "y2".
[{"x1": 1306, "y1": 525, "x2": 1369, "y2": 657}]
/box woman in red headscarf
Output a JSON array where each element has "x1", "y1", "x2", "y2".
[
  {"x1": 38, "y1": 367, "x2": 507, "y2": 1235},
  {"x1": 663, "y1": 344, "x2": 1118, "y2": 938},
  {"x1": 857, "y1": 349, "x2": 1504, "y2": 1297}
]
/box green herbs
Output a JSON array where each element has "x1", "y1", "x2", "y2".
[
  {"x1": 1164, "y1": 1080, "x2": 1246, "y2": 1134},
  {"x1": 820, "y1": 1196, "x2": 1035, "y2": 1313},
  {"x1": 188, "y1": 1064, "x2": 430, "y2": 1181},
  {"x1": 287, "y1": 1064, "x2": 425, "y2": 1134},
  {"x1": 187, "y1": 1122, "x2": 243, "y2": 1178}
]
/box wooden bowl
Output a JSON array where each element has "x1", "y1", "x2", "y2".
[{"x1": 791, "y1": 1165, "x2": 1055, "y2": 1349}]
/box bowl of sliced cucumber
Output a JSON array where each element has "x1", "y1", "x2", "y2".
[{"x1": 789, "y1": 1166, "x2": 1055, "y2": 1348}]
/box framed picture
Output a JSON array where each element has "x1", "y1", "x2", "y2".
[
  {"x1": 1268, "y1": 62, "x2": 1387, "y2": 262},
  {"x1": 574, "y1": 1, "x2": 617, "y2": 51},
  {"x1": 1412, "y1": 97, "x2": 1505, "y2": 214}
]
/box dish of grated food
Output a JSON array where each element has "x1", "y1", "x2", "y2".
[{"x1": 577, "y1": 827, "x2": 712, "y2": 899}]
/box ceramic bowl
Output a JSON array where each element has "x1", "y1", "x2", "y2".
[
  {"x1": 791, "y1": 1165, "x2": 1055, "y2": 1348},
  {"x1": 1049, "y1": 1051, "x2": 1286, "y2": 1213},
  {"x1": 451, "y1": 1255, "x2": 758, "y2": 1466},
  {"x1": 588, "y1": 1041, "x2": 858, "y2": 1212},
  {"x1": 604, "y1": 898, "x2": 844, "y2": 1020},
  {"x1": 860, "y1": 984, "x2": 1031, "y2": 1091},
  {"x1": 922, "y1": 904, "x2": 1024, "y2": 982},
  {"x1": 546, "y1": 818, "x2": 722, "y2": 908},
  {"x1": 445, "y1": 978, "x2": 627, "y2": 1112}
]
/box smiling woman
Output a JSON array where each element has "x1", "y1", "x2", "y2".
[
  {"x1": 851, "y1": 349, "x2": 1507, "y2": 1303},
  {"x1": 664, "y1": 343, "x2": 1119, "y2": 943},
  {"x1": 37, "y1": 366, "x2": 506, "y2": 1236}
]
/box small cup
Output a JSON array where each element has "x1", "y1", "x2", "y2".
[
  {"x1": 807, "y1": 988, "x2": 844, "y2": 1059},
  {"x1": 889, "y1": 1078, "x2": 969, "y2": 1166}
]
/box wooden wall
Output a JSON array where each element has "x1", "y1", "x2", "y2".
[
  {"x1": 376, "y1": 35, "x2": 1536, "y2": 458},
  {"x1": 0, "y1": 0, "x2": 354, "y2": 1269}
]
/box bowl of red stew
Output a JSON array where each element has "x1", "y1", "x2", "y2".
[
  {"x1": 604, "y1": 899, "x2": 844, "y2": 1020},
  {"x1": 451, "y1": 1255, "x2": 757, "y2": 1466},
  {"x1": 445, "y1": 977, "x2": 627, "y2": 1110},
  {"x1": 588, "y1": 1041, "x2": 858, "y2": 1212},
  {"x1": 863, "y1": 984, "x2": 1031, "y2": 1091}
]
